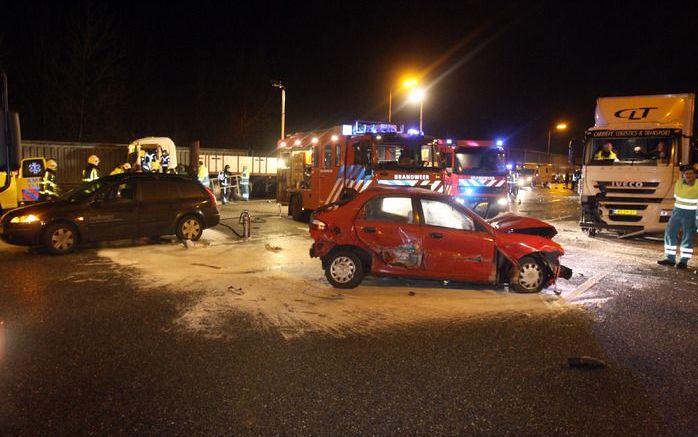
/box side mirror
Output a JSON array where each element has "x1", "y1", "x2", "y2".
[{"x1": 568, "y1": 139, "x2": 583, "y2": 166}]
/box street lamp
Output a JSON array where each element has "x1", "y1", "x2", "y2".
[
  {"x1": 547, "y1": 122, "x2": 568, "y2": 155},
  {"x1": 271, "y1": 80, "x2": 286, "y2": 140},
  {"x1": 388, "y1": 77, "x2": 418, "y2": 122},
  {"x1": 408, "y1": 88, "x2": 426, "y2": 132}
]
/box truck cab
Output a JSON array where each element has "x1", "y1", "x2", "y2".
[
  {"x1": 277, "y1": 121, "x2": 442, "y2": 220},
  {"x1": 578, "y1": 93, "x2": 696, "y2": 237},
  {"x1": 439, "y1": 139, "x2": 509, "y2": 218}
]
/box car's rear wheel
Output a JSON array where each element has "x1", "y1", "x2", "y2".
[
  {"x1": 324, "y1": 250, "x2": 365, "y2": 289},
  {"x1": 177, "y1": 215, "x2": 203, "y2": 241},
  {"x1": 43, "y1": 222, "x2": 78, "y2": 255},
  {"x1": 513, "y1": 256, "x2": 547, "y2": 293}
]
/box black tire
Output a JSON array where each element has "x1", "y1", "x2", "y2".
[
  {"x1": 324, "y1": 250, "x2": 365, "y2": 289},
  {"x1": 512, "y1": 256, "x2": 548, "y2": 293},
  {"x1": 582, "y1": 227, "x2": 597, "y2": 238},
  {"x1": 289, "y1": 194, "x2": 304, "y2": 221},
  {"x1": 43, "y1": 222, "x2": 78, "y2": 255},
  {"x1": 176, "y1": 215, "x2": 204, "y2": 241}
]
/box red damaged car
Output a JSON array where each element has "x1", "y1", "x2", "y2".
[{"x1": 309, "y1": 186, "x2": 571, "y2": 292}]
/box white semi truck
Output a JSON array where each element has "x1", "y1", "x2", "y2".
[{"x1": 576, "y1": 93, "x2": 696, "y2": 237}]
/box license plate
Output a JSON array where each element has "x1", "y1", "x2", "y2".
[{"x1": 612, "y1": 209, "x2": 637, "y2": 215}]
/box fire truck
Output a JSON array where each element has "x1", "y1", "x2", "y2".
[
  {"x1": 438, "y1": 139, "x2": 509, "y2": 218},
  {"x1": 277, "y1": 121, "x2": 442, "y2": 220}
]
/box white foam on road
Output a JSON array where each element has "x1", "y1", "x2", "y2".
[{"x1": 99, "y1": 232, "x2": 568, "y2": 339}]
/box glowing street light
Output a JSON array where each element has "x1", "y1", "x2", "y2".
[
  {"x1": 408, "y1": 88, "x2": 426, "y2": 131},
  {"x1": 388, "y1": 76, "x2": 419, "y2": 122},
  {"x1": 547, "y1": 122, "x2": 568, "y2": 155}
]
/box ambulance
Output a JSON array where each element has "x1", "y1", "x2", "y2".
[
  {"x1": 439, "y1": 139, "x2": 509, "y2": 218},
  {"x1": 276, "y1": 121, "x2": 442, "y2": 220}
]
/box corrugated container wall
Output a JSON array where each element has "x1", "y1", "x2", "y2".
[{"x1": 22, "y1": 141, "x2": 126, "y2": 186}]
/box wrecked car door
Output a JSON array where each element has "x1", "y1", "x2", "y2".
[
  {"x1": 354, "y1": 196, "x2": 424, "y2": 272},
  {"x1": 418, "y1": 198, "x2": 496, "y2": 282}
]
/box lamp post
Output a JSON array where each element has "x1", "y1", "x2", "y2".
[
  {"x1": 409, "y1": 88, "x2": 426, "y2": 132},
  {"x1": 388, "y1": 77, "x2": 418, "y2": 122},
  {"x1": 271, "y1": 80, "x2": 286, "y2": 140},
  {"x1": 546, "y1": 122, "x2": 568, "y2": 156}
]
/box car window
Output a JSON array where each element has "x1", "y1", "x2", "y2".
[
  {"x1": 323, "y1": 144, "x2": 332, "y2": 168},
  {"x1": 420, "y1": 199, "x2": 474, "y2": 230},
  {"x1": 100, "y1": 182, "x2": 136, "y2": 202},
  {"x1": 140, "y1": 181, "x2": 180, "y2": 202},
  {"x1": 362, "y1": 196, "x2": 414, "y2": 224},
  {"x1": 179, "y1": 182, "x2": 206, "y2": 199}
]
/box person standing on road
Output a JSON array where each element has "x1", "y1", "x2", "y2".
[
  {"x1": 40, "y1": 159, "x2": 59, "y2": 200},
  {"x1": 658, "y1": 165, "x2": 698, "y2": 269},
  {"x1": 197, "y1": 160, "x2": 210, "y2": 187},
  {"x1": 240, "y1": 165, "x2": 250, "y2": 201},
  {"x1": 82, "y1": 155, "x2": 100, "y2": 183},
  {"x1": 218, "y1": 165, "x2": 232, "y2": 204}
]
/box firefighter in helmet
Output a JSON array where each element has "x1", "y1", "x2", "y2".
[
  {"x1": 40, "y1": 159, "x2": 59, "y2": 200},
  {"x1": 82, "y1": 155, "x2": 100, "y2": 183}
]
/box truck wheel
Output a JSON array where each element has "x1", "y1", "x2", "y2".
[
  {"x1": 324, "y1": 250, "x2": 365, "y2": 289},
  {"x1": 43, "y1": 222, "x2": 78, "y2": 255},
  {"x1": 289, "y1": 194, "x2": 304, "y2": 221},
  {"x1": 582, "y1": 227, "x2": 597, "y2": 238},
  {"x1": 512, "y1": 256, "x2": 548, "y2": 293}
]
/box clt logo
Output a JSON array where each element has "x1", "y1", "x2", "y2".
[{"x1": 613, "y1": 107, "x2": 658, "y2": 120}]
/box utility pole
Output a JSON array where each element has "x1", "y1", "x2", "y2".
[{"x1": 271, "y1": 80, "x2": 286, "y2": 140}]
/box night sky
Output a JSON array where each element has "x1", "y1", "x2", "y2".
[{"x1": 1, "y1": 0, "x2": 696, "y2": 154}]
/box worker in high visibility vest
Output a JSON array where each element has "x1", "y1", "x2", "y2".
[
  {"x1": 40, "y1": 159, "x2": 59, "y2": 200},
  {"x1": 161, "y1": 149, "x2": 171, "y2": 173},
  {"x1": 110, "y1": 162, "x2": 132, "y2": 175},
  {"x1": 593, "y1": 142, "x2": 618, "y2": 161},
  {"x1": 197, "y1": 160, "x2": 210, "y2": 187},
  {"x1": 82, "y1": 155, "x2": 100, "y2": 183},
  {"x1": 240, "y1": 165, "x2": 250, "y2": 201},
  {"x1": 658, "y1": 165, "x2": 698, "y2": 269}
]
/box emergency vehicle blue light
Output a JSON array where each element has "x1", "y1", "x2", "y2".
[
  {"x1": 496, "y1": 139, "x2": 504, "y2": 146},
  {"x1": 446, "y1": 139, "x2": 453, "y2": 144},
  {"x1": 506, "y1": 163, "x2": 513, "y2": 170},
  {"x1": 464, "y1": 188, "x2": 474, "y2": 196},
  {"x1": 353, "y1": 121, "x2": 402, "y2": 135},
  {"x1": 407, "y1": 128, "x2": 422, "y2": 136}
]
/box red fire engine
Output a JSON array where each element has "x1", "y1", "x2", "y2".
[
  {"x1": 277, "y1": 121, "x2": 442, "y2": 220},
  {"x1": 439, "y1": 139, "x2": 510, "y2": 218}
]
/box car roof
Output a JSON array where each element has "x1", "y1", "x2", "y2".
[
  {"x1": 361, "y1": 185, "x2": 448, "y2": 199},
  {"x1": 100, "y1": 173, "x2": 197, "y2": 183}
]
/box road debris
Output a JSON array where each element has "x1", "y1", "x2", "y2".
[{"x1": 568, "y1": 356, "x2": 606, "y2": 369}]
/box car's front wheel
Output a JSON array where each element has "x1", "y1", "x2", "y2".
[
  {"x1": 513, "y1": 256, "x2": 548, "y2": 293},
  {"x1": 324, "y1": 250, "x2": 365, "y2": 289},
  {"x1": 177, "y1": 215, "x2": 204, "y2": 241},
  {"x1": 43, "y1": 222, "x2": 78, "y2": 255}
]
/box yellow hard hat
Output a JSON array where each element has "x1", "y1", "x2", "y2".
[
  {"x1": 88, "y1": 155, "x2": 100, "y2": 165},
  {"x1": 46, "y1": 159, "x2": 58, "y2": 170}
]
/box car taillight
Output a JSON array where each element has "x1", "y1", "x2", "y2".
[
  {"x1": 310, "y1": 218, "x2": 326, "y2": 231},
  {"x1": 204, "y1": 187, "x2": 217, "y2": 207}
]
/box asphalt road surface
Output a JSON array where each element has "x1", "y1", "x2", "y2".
[{"x1": 0, "y1": 188, "x2": 696, "y2": 435}]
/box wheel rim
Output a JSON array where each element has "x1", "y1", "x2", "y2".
[
  {"x1": 51, "y1": 228, "x2": 74, "y2": 251},
  {"x1": 182, "y1": 219, "x2": 201, "y2": 239},
  {"x1": 330, "y1": 256, "x2": 356, "y2": 284},
  {"x1": 519, "y1": 262, "x2": 543, "y2": 290}
]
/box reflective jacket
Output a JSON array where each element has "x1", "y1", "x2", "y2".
[
  {"x1": 674, "y1": 180, "x2": 698, "y2": 211},
  {"x1": 594, "y1": 150, "x2": 618, "y2": 161},
  {"x1": 40, "y1": 169, "x2": 58, "y2": 196},
  {"x1": 197, "y1": 165, "x2": 210, "y2": 185},
  {"x1": 82, "y1": 164, "x2": 100, "y2": 182}
]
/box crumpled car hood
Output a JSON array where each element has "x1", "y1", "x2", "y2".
[{"x1": 488, "y1": 213, "x2": 558, "y2": 239}]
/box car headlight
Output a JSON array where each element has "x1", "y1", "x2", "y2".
[
  {"x1": 660, "y1": 209, "x2": 672, "y2": 217},
  {"x1": 496, "y1": 197, "x2": 508, "y2": 206},
  {"x1": 526, "y1": 176, "x2": 532, "y2": 182},
  {"x1": 10, "y1": 214, "x2": 41, "y2": 224},
  {"x1": 517, "y1": 178, "x2": 525, "y2": 186}
]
